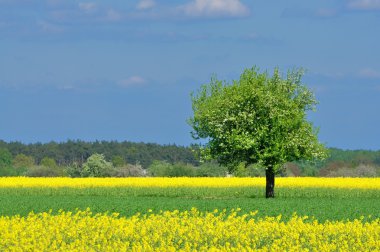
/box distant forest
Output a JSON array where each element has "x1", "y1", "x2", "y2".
[
  {"x1": 0, "y1": 140, "x2": 379, "y2": 177},
  {"x1": 0, "y1": 140, "x2": 199, "y2": 168}
]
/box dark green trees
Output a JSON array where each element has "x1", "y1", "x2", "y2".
[
  {"x1": 0, "y1": 148, "x2": 13, "y2": 176},
  {"x1": 189, "y1": 67, "x2": 327, "y2": 197}
]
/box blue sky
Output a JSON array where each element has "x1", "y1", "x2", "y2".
[{"x1": 0, "y1": 0, "x2": 379, "y2": 150}]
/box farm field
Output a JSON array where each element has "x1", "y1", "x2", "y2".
[
  {"x1": 0, "y1": 177, "x2": 379, "y2": 220},
  {"x1": 0, "y1": 177, "x2": 379, "y2": 251}
]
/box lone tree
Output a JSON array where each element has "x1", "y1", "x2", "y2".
[{"x1": 188, "y1": 67, "x2": 327, "y2": 198}]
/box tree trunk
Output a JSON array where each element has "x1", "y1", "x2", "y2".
[{"x1": 265, "y1": 167, "x2": 275, "y2": 198}]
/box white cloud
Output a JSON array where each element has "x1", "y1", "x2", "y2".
[
  {"x1": 347, "y1": 0, "x2": 380, "y2": 10},
  {"x1": 79, "y1": 2, "x2": 97, "y2": 13},
  {"x1": 137, "y1": 0, "x2": 156, "y2": 10},
  {"x1": 178, "y1": 0, "x2": 250, "y2": 18},
  {"x1": 359, "y1": 68, "x2": 380, "y2": 78},
  {"x1": 118, "y1": 76, "x2": 146, "y2": 87}
]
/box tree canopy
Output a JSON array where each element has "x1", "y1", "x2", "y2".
[{"x1": 189, "y1": 67, "x2": 327, "y2": 197}]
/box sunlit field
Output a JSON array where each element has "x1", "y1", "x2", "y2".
[{"x1": 0, "y1": 177, "x2": 379, "y2": 251}]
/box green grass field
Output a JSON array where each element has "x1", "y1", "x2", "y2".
[{"x1": 1, "y1": 186, "x2": 378, "y2": 221}]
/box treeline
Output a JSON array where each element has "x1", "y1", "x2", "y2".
[
  {"x1": 0, "y1": 140, "x2": 379, "y2": 177},
  {"x1": 292, "y1": 148, "x2": 380, "y2": 177},
  {"x1": 0, "y1": 140, "x2": 198, "y2": 168}
]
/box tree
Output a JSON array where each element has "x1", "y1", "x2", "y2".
[
  {"x1": 13, "y1": 154, "x2": 35, "y2": 168},
  {"x1": 0, "y1": 148, "x2": 12, "y2": 168},
  {"x1": 40, "y1": 157, "x2": 57, "y2": 168},
  {"x1": 81, "y1": 153, "x2": 113, "y2": 177},
  {"x1": 189, "y1": 67, "x2": 327, "y2": 197},
  {"x1": 147, "y1": 160, "x2": 172, "y2": 177},
  {"x1": 0, "y1": 148, "x2": 14, "y2": 176},
  {"x1": 195, "y1": 161, "x2": 228, "y2": 177},
  {"x1": 111, "y1": 155, "x2": 125, "y2": 167},
  {"x1": 12, "y1": 154, "x2": 35, "y2": 175}
]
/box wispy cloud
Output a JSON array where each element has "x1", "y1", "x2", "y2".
[
  {"x1": 118, "y1": 76, "x2": 146, "y2": 88},
  {"x1": 347, "y1": 0, "x2": 380, "y2": 10},
  {"x1": 178, "y1": 0, "x2": 250, "y2": 18},
  {"x1": 136, "y1": 0, "x2": 156, "y2": 10},
  {"x1": 358, "y1": 68, "x2": 380, "y2": 78}
]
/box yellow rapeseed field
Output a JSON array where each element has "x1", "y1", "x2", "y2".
[
  {"x1": 0, "y1": 208, "x2": 378, "y2": 252},
  {"x1": 0, "y1": 177, "x2": 379, "y2": 189}
]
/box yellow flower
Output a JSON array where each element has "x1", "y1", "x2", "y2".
[
  {"x1": 0, "y1": 209, "x2": 378, "y2": 251},
  {"x1": 0, "y1": 177, "x2": 379, "y2": 189}
]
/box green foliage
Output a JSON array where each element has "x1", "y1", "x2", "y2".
[
  {"x1": 320, "y1": 164, "x2": 378, "y2": 177},
  {"x1": 12, "y1": 154, "x2": 35, "y2": 168},
  {"x1": 0, "y1": 139, "x2": 378, "y2": 177},
  {"x1": 25, "y1": 166, "x2": 65, "y2": 177},
  {"x1": 0, "y1": 187, "x2": 378, "y2": 221},
  {"x1": 112, "y1": 155, "x2": 125, "y2": 167},
  {"x1": 81, "y1": 154, "x2": 113, "y2": 177},
  {"x1": 64, "y1": 162, "x2": 82, "y2": 178},
  {"x1": 147, "y1": 160, "x2": 172, "y2": 177},
  {"x1": 0, "y1": 148, "x2": 14, "y2": 176},
  {"x1": 0, "y1": 148, "x2": 12, "y2": 168},
  {"x1": 24, "y1": 155, "x2": 62, "y2": 177},
  {"x1": 111, "y1": 164, "x2": 145, "y2": 177},
  {"x1": 148, "y1": 161, "x2": 196, "y2": 177},
  {"x1": 233, "y1": 163, "x2": 266, "y2": 177},
  {"x1": 168, "y1": 163, "x2": 196, "y2": 177},
  {"x1": 0, "y1": 140, "x2": 199, "y2": 169},
  {"x1": 195, "y1": 162, "x2": 228, "y2": 177},
  {"x1": 233, "y1": 162, "x2": 249, "y2": 177},
  {"x1": 0, "y1": 168, "x2": 16, "y2": 176},
  {"x1": 40, "y1": 157, "x2": 57, "y2": 168},
  {"x1": 189, "y1": 67, "x2": 327, "y2": 173},
  {"x1": 283, "y1": 163, "x2": 302, "y2": 177}
]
